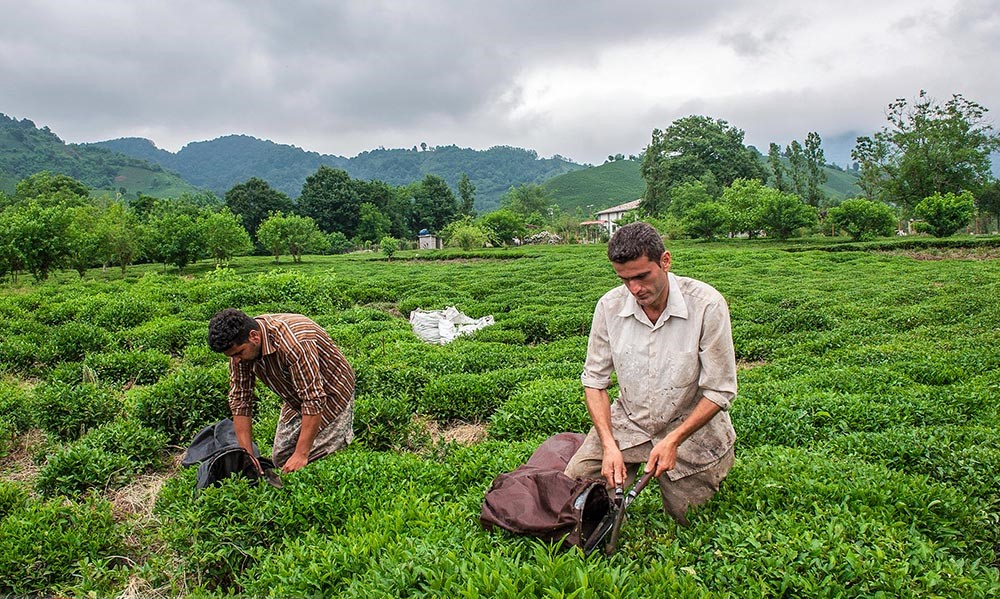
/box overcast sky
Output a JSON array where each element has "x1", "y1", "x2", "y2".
[{"x1": 2, "y1": 0, "x2": 998, "y2": 166}]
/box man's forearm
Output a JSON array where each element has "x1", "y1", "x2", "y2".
[
  {"x1": 292, "y1": 413, "x2": 323, "y2": 459},
  {"x1": 232, "y1": 414, "x2": 255, "y2": 452}
]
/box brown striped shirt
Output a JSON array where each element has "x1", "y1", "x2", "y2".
[{"x1": 228, "y1": 313, "x2": 355, "y2": 426}]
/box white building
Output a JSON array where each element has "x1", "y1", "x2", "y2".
[{"x1": 594, "y1": 199, "x2": 641, "y2": 236}]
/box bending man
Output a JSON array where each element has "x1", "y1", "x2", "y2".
[{"x1": 208, "y1": 309, "x2": 355, "y2": 473}]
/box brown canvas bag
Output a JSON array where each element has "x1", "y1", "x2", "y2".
[{"x1": 480, "y1": 432, "x2": 612, "y2": 552}]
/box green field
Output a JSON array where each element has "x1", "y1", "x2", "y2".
[{"x1": 1, "y1": 240, "x2": 998, "y2": 597}]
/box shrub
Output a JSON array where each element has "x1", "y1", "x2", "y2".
[
  {"x1": 354, "y1": 393, "x2": 429, "y2": 451},
  {"x1": 827, "y1": 198, "x2": 896, "y2": 241},
  {"x1": 0, "y1": 481, "x2": 29, "y2": 519},
  {"x1": 353, "y1": 360, "x2": 430, "y2": 401},
  {"x1": 84, "y1": 349, "x2": 172, "y2": 385},
  {"x1": 120, "y1": 316, "x2": 202, "y2": 356},
  {"x1": 913, "y1": 191, "x2": 975, "y2": 237},
  {"x1": 489, "y1": 379, "x2": 590, "y2": 440},
  {"x1": 82, "y1": 418, "x2": 170, "y2": 472},
  {"x1": 47, "y1": 321, "x2": 116, "y2": 362},
  {"x1": 0, "y1": 380, "x2": 33, "y2": 432},
  {"x1": 0, "y1": 496, "x2": 122, "y2": 596},
  {"x1": 36, "y1": 444, "x2": 133, "y2": 497},
  {"x1": 32, "y1": 381, "x2": 121, "y2": 442},
  {"x1": 132, "y1": 366, "x2": 231, "y2": 444},
  {"x1": 81, "y1": 294, "x2": 164, "y2": 331},
  {"x1": 0, "y1": 335, "x2": 43, "y2": 374}
]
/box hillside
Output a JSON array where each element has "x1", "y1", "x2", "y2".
[
  {"x1": 544, "y1": 156, "x2": 862, "y2": 214},
  {"x1": 0, "y1": 113, "x2": 202, "y2": 198},
  {"x1": 92, "y1": 136, "x2": 585, "y2": 212}
]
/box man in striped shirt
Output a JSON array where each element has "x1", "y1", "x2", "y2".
[{"x1": 208, "y1": 309, "x2": 356, "y2": 474}]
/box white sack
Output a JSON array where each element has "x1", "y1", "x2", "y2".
[{"x1": 409, "y1": 306, "x2": 495, "y2": 345}]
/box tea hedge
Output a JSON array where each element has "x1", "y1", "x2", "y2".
[{"x1": 1, "y1": 241, "x2": 999, "y2": 596}]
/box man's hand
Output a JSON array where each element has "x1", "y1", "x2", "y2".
[
  {"x1": 281, "y1": 452, "x2": 309, "y2": 474},
  {"x1": 645, "y1": 433, "x2": 680, "y2": 477},
  {"x1": 601, "y1": 445, "x2": 627, "y2": 489}
]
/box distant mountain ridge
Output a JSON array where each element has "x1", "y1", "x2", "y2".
[
  {"x1": 91, "y1": 135, "x2": 585, "y2": 212},
  {"x1": 0, "y1": 113, "x2": 201, "y2": 198}
]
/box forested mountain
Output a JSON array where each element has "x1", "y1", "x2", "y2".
[
  {"x1": 543, "y1": 156, "x2": 862, "y2": 215},
  {"x1": 0, "y1": 113, "x2": 201, "y2": 198},
  {"x1": 92, "y1": 136, "x2": 584, "y2": 212}
]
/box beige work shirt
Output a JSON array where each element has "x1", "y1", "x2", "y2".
[{"x1": 581, "y1": 272, "x2": 737, "y2": 479}]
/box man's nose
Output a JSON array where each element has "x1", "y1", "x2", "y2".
[{"x1": 627, "y1": 280, "x2": 643, "y2": 295}]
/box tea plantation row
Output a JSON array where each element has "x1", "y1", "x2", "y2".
[{"x1": 0, "y1": 241, "x2": 998, "y2": 597}]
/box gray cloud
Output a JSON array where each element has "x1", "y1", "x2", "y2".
[{"x1": 0, "y1": 0, "x2": 995, "y2": 166}]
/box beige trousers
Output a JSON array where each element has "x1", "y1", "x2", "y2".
[
  {"x1": 564, "y1": 431, "x2": 734, "y2": 525},
  {"x1": 271, "y1": 403, "x2": 354, "y2": 469}
]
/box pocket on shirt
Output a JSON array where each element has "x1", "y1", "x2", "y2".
[{"x1": 664, "y1": 351, "x2": 699, "y2": 389}]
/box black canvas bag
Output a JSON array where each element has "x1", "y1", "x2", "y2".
[{"x1": 480, "y1": 432, "x2": 612, "y2": 552}]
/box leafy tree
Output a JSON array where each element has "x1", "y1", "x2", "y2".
[
  {"x1": 410, "y1": 174, "x2": 458, "y2": 233},
  {"x1": 298, "y1": 166, "x2": 361, "y2": 237},
  {"x1": 480, "y1": 209, "x2": 526, "y2": 246},
  {"x1": 357, "y1": 179, "x2": 410, "y2": 238},
  {"x1": 458, "y1": 173, "x2": 477, "y2": 218},
  {"x1": 200, "y1": 207, "x2": 253, "y2": 266},
  {"x1": 913, "y1": 191, "x2": 976, "y2": 237},
  {"x1": 328, "y1": 231, "x2": 353, "y2": 254},
  {"x1": 640, "y1": 115, "x2": 767, "y2": 216},
  {"x1": 682, "y1": 202, "x2": 729, "y2": 240},
  {"x1": 786, "y1": 140, "x2": 807, "y2": 199},
  {"x1": 442, "y1": 218, "x2": 488, "y2": 250},
  {"x1": 144, "y1": 206, "x2": 204, "y2": 271},
  {"x1": 355, "y1": 202, "x2": 392, "y2": 244},
  {"x1": 256, "y1": 212, "x2": 328, "y2": 263},
  {"x1": 224, "y1": 177, "x2": 294, "y2": 240},
  {"x1": 759, "y1": 192, "x2": 818, "y2": 240},
  {"x1": 98, "y1": 202, "x2": 143, "y2": 274},
  {"x1": 379, "y1": 236, "x2": 399, "y2": 260},
  {"x1": 2, "y1": 201, "x2": 71, "y2": 280},
  {"x1": 723, "y1": 179, "x2": 768, "y2": 238},
  {"x1": 827, "y1": 198, "x2": 897, "y2": 241},
  {"x1": 667, "y1": 180, "x2": 714, "y2": 219},
  {"x1": 852, "y1": 91, "x2": 1000, "y2": 209},
  {"x1": 13, "y1": 171, "x2": 90, "y2": 207},
  {"x1": 975, "y1": 179, "x2": 1000, "y2": 230},
  {"x1": 501, "y1": 184, "x2": 550, "y2": 219},
  {"x1": 804, "y1": 132, "x2": 828, "y2": 207},
  {"x1": 65, "y1": 205, "x2": 104, "y2": 276},
  {"x1": 768, "y1": 143, "x2": 791, "y2": 193}
]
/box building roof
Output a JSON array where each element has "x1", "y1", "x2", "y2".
[{"x1": 595, "y1": 199, "x2": 641, "y2": 215}]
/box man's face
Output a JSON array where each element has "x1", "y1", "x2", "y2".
[
  {"x1": 223, "y1": 329, "x2": 262, "y2": 365},
  {"x1": 612, "y1": 252, "x2": 670, "y2": 309}
]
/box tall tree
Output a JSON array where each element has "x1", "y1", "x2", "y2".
[
  {"x1": 804, "y1": 132, "x2": 828, "y2": 207},
  {"x1": 298, "y1": 166, "x2": 361, "y2": 237},
  {"x1": 640, "y1": 115, "x2": 767, "y2": 216},
  {"x1": 852, "y1": 91, "x2": 1000, "y2": 210},
  {"x1": 458, "y1": 173, "x2": 477, "y2": 218},
  {"x1": 768, "y1": 143, "x2": 791, "y2": 193},
  {"x1": 785, "y1": 140, "x2": 807, "y2": 198},
  {"x1": 355, "y1": 202, "x2": 392, "y2": 244},
  {"x1": 500, "y1": 184, "x2": 550, "y2": 219},
  {"x1": 410, "y1": 174, "x2": 457, "y2": 233},
  {"x1": 224, "y1": 178, "x2": 293, "y2": 240},
  {"x1": 200, "y1": 207, "x2": 253, "y2": 266}
]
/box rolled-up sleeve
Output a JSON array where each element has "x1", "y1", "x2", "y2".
[
  {"x1": 228, "y1": 359, "x2": 256, "y2": 417},
  {"x1": 581, "y1": 300, "x2": 614, "y2": 390},
  {"x1": 698, "y1": 299, "x2": 737, "y2": 410}
]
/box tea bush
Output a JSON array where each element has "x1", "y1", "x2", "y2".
[
  {"x1": 0, "y1": 496, "x2": 123, "y2": 597},
  {"x1": 0, "y1": 480, "x2": 29, "y2": 518},
  {"x1": 132, "y1": 365, "x2": 231, "y2": 444},
  {"x1": 32, "y1": 381, "x2": 121, "y2": 441},
  {"x1": 36, "y1": 443, "x2": 134, "y2": 497},
  {"x1": 0, "y1": 379, "x2": 33, "y2": 432},
  {"x1": 84, "y1": 349, "x2": 173, "y2": 385},
  {"x1": 47, "y1": 321, "x2": 116, "y2": 362},
  {"x1": 489, "y1": 378, "x2": 590, "y2": 440},
  {"x1": 354, "y1": 392, "x2": 429, "y2": 451},
  {"x1": 120, "y1": 316, "x2": 202, "y2": 356},
  {"x1": 80, "y1": 293, "x2": 165, "y2": 331}
]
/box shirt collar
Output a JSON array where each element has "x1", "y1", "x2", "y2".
[
  {"x1": 254, "y1": 316, "x2": 278, "y2": 357},
  {"x1": 617, "y1": 272, "x2": 689, "y2": 326}
]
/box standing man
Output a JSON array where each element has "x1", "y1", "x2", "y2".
[
  {"x1": 565, "y1": 222, "x2": 737, "y2": 525},
  {"x1": 208, "y1": 309, "x2": 355, "y2": 474}
]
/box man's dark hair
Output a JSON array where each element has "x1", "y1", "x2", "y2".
[
  {"x1": 607, "y1": 222, "x2": 665, "y2": 264},
  {"x1": 208, "y1": 308, "x2": 259, "y2": 352}
]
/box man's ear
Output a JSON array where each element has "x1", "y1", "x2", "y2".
[
  {"x1": 248, "y1": 329, "x2": 261, "y2": 344},
  {"x1": 660, "y1": 251, "x2": 672, "y2": 272}
]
